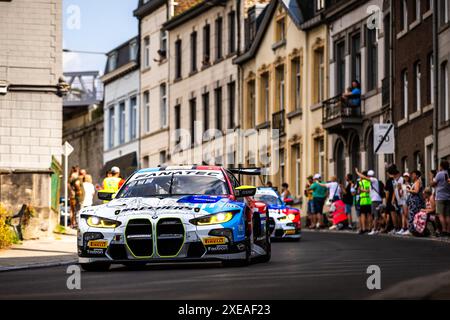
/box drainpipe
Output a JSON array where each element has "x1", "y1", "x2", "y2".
[
  {"x1": 236, "y1": 0, "x2": 242, "y2": 167},
  {"x1": 389, "y1": 0, "x2": 394, "y2": 165},
  {"x1": 432, "y1": 0, "x2": 439, "y2": 168}
]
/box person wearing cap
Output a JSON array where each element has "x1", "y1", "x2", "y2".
[
  {"x1": 102, "y1": 166, "x2": 124, "y2": 201},
  {"x1": 308, "y1": 174, "x2": 328, "y2": 229},
  {"x1": 355, "y1": 169, "x2": 383, "y2": 235}
]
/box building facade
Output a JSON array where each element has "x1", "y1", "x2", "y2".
[
  {"x1": 322, "y1": 0, "x2": 388, "y2": 182},
  {"x1": 102, "y1": 37, "x2": 140, "y2": 178},
  {"x1": 392, "y1": 0, "x2": 434, "y2": 175},
  {"x1": 0, "y1": 0, "x2": 64, "y2": 234},
  {"x1": 437, "y1": 0, "x2": 450, "y2": 160},
  {"x1": 235, "y1": 0, "x2": 329, "y2": 202},
  {"x1": 134, "y1": 0, "x2": 171, "y2": 169}
]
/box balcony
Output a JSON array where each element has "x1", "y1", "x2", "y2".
[
  {"x1": 322, "y1": 94, "x2": 362, "y2": 134},
  {"x1": 272, "y1": 109, "x2": 286, "y2": 136}
]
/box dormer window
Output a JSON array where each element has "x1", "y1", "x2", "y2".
[
  {"x1": 108, "y1": 52, "x2": 118, "y2": 72},
  {"x1": 129, "y1": 40, "x2": 138, "y2": 61},
  {"x1": 275, "y1": 15, "x2": 286, "y2": 43}
]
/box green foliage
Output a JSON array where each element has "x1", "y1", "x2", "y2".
[{"x1": 0, "y1": 203, "x2": 16, "y2": 249}]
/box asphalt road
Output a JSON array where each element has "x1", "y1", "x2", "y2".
[{"x1": 1, "y1": 232, "x2": 450, "y2": 300}]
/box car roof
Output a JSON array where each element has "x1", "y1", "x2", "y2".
[{"x1": 137, "y1": 165, "x2": 223, "y2": 174}]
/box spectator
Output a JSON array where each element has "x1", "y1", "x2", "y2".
[
  {"x1": 309, "y1": 174, "x2": 328, "y2": 229},
  {"x1": 328, "y1": 199, "x2": 348, "y2": 231},
  {"x1": 399, "y1": 172, "x2": 411, "y2": 234},
  {"x1": 68, "y1": 166, "x2": 84, "y2": 228},
  {"x1": 102, "y1": 166, "x2": 124, "y2": 201},
  {"x1": 305, "y1": 176, "x2": 315, "y2": 229},
  {"x1": 356, "y1": 170, "x2": 372, "y2": 235},
  {"x1": 405, "y1": 170, "x2": 425, "y2": 235},
  {"x1": 82, "y1": 174, "x2": 95, "y2": 208},
  {"x1": 342, "y1": 80, "x2": 361, "y2": 108},
  {"x1": 431, "y1": 160, "x2": 450, "y2": 236},
  {"x1": 342, "y1": 174, "x2": 355, "y2": 229},
  {"x1": 266, "y1": 181, "x2": 273, "y2": 188},
  {"x1": 317, "y1": 176, "x2": 341, "y2": 203},
  {"x1": 387, "y1": 166, "x2": 404, "y2": 235},
  {"x1": 281, "y1": 183, "x2": 292, "y2": 203},
  {"x1": 355, "y1": 169, "x2": 383, "y2": 235}
]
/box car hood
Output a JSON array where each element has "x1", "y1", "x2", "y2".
[{"x1": 80, "y1": 195, "x2": 244, "y2": 220}]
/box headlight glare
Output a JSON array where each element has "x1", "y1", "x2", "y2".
[
  {"x1": 83, "y1": 215, "x2": 121, "y2": 229},
  {"x1": 190, "y1": 212, "x2": 235, "y2": 226}
]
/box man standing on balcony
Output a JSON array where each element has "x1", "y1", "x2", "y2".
[{"x1": 342, "y1": 80, "x2": 361, "y2": 108}]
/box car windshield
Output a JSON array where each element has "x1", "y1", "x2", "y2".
[
  {"x1": 116, "y1": 174, "x2": 229, "y2": 199},
  {"x1": 254, "y1": 194, "x2": 283, "y2": 206}
]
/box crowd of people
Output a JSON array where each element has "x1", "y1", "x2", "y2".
[
  {"x1": 66, "y1": 166, "x2": 124, "y2": 228},
  {"x1": 302, "y1": 160, "x2": 450, "y2": 238}
]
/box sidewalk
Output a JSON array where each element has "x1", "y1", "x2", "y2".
[{"x1": 0, "y1": 233, "x2": 78, "y2": 272}]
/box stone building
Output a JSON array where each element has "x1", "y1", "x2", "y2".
[
  {"x1": 322, "y1": 0, "x2": 388, "y2": 182},
  {"x1": 0, "y1": 0, "x2": 64, "y2": 233},
  {"x1": 235, "y1": 0, "x2": 328, "y2": 202},
  {"x1": 437, "y1": 0, "x2": 450, "y2": 161},
  {"x1": 102, "y1": 37, "x2": 140, "y2": 178},
  {"x1": 134, "y1": 0, "x2": 171, "y2": 169},
  {"x1": 163, "y1": 0, "x2": 270, "y2": 168}
]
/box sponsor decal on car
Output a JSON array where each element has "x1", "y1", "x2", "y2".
[
  {"x1": 202, "y1": 237, "x2": 227, "y2": 245},
  {"x1": 87, "y1": 240, "x2": 108, "y2": 249}
]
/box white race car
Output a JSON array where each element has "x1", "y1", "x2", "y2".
[{"x1": 77, "y1": 166, "x2": 271, "y2": 271}]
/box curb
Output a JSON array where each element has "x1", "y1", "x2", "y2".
[
  {"x1": 0, "y1": 258, "x2": 78, "y2": 273},
  {"x1": 302, "y1": 229, "x2": 450, "y2": 244}
]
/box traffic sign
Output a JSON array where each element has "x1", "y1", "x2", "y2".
[
  {"x1": 62, "y1": 141, "x2": 74, "y2": 156},
  {"x1": 374, "y1": 124, "x2": 395, "y2": 154}
]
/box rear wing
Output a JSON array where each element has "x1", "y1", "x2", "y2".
[{"x1": 229, "y1": 168, "x2": 265, "y2": 176}]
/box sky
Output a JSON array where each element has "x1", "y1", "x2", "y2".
[{"x1": 63, "y1": 0, "x2": 139, "y2": 74}]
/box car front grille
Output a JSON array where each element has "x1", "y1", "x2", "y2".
[
  {"x1": 125, "y1": 219, "x2": 153, "y2": 257},
  {"x1": 156, "y1": 218, "x2": 185, "y2": 257}
]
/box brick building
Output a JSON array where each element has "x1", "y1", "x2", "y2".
[{"x1": 0, "y1": 0, "x2": 64, "y2": 234}]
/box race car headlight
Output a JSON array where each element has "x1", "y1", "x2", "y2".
[
  {"x1": 82, "y1": 215, "x2": 121, "y2": 229},
  {"x1": 288, "y1": 214, "x2": 296, "y2": 221},
  {"x1": 190, "y1": 212, "x2": 235, "y2": 226}
]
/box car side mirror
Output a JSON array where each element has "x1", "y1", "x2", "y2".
[
  {"x1": 98, "y1": 192, "x2": 114, "y2": 201},
  {"x1": 235, "y1": 186, "x2": 257, "y2": 198}
]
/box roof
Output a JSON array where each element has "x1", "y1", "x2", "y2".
[
  {"x1": 102, "y1": 36, "x2": 139, "y2": 84},
  {"x1": 234, "y1": 0, "x2": 315, "y2": 65},
  {"x1": 134, "y1": 0, "x2": 167, "y2": 19}
]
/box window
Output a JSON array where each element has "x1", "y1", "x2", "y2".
[
  {"x1": 428, "y1": 53, "x2": 434, "y2": 105},
  {"x1": 160, "y1": 83, "x2": 168, "y2": 128},
  {"x1": 401, "y1": 0, "x2": 408, "y2": 31},
  {"x1": 175, "y1": 39, "x2": 182, "y2": 79},
  {"x1": 414, "y1": 151, "x2": 423, "y2": 171},
  {"x1": 215, "y1": 87, "x2": 222, "y2": 131},
  {"x1": 190, "y1": 98, "x2": 197, "y2": 146},
  {"x1": 275, "y1": 16, "x2": 286, "y2": 43},
  {"x1": 336, "y1": 41, "x2": 346, "y2": 95},
  {"x1": 108, "y1": 52, "x2": 117, "y2": 72},
  {"x1": 316, "y1": 0, "x2": 325, "y2": 11},
  {"x1": 351, "y1": 33, "x2": 361, "y2": 83},
  {"x1": 276, "y1": 65, "x2": 285, "y2": 111},
  {"x1": 160, "y1": 151, "x2": 167, "y2": 165},
  {"x1": 108, "y1": 106, "x2": 115, "y2": 149},
  {"x1": 402, "y1": 156, "x2": 409, "y2": 173},
  {"x1": 142, "y1": 156, "x2": 149, "y2": 169},
  {"x1": 261, "y1": 72, "x2": 270, "y2": 122},
  {"x1": 144, "y1": 91, "x2": 150, "y2": 133},
  {"x1": 441, "y1": 0, "x2": 449, "y2": 25},
  {"x1": 279, "y1": 148, "x2": 285, "y2": 187},
  {"x1": 402, "y1": 70, "x2": 409, "y2": 119},
  {"x1": 215, "y1": 17, "x2": 223, "y2": 61},
  {"x1": 130, "y1": 96, "x2": 137, "y2": 140},
  {"x1": 228, "y1": 81, "x2": 236, "y2": 129},
  {"x1": 144, "y1": 36, "x2": 150, "y2": 68},
  {"x1": 130, "y1": 40, "x2": 138, "y2": 61},
  {"x1": 318, "y1": 138, "x2": 325, "y2": 176},
  {"x1": 228, "y1": 11, "x2": 236, "y2": 54},
  {"x1": 190, "y1": 31, "x2": 197, "y2": 73},
  {"x1": 119, "y1": 101, "x2": 126, "y2": 144},
  {"x1": 202, "y1": 92, "x2": 210, "y2": 133},
  {"x1": 248, "y1": 80, "x2": 256, "y2": 127},
  {"x1": 415, "y1": 61, "x2": 422, "y2": 111},
  {"x1": 316, "y1": 48, "x2": 325, "y2": 102},
  {"x1": 160, "y1": 30, "x2": 167, "y2": 57},
  {"x1": 292, "y1": 57, "x2": 301, "y2": 111},
  {"x1": 367, "y1": 27, "x2": 378, "y2": 91},
  {"x1": 175, "y1": 104, "x2": 181, "y2": 144},
  {"x1": 413, "y1": 0, "x2": 421, "y2": 21},
  {"x1": 425, "y1": 0, "x2": 433, "y2": 12},
  {"x1": 292, "y1": 144, "x2": 301, "y2": 197},
  {"x1": 442, "y1": 62, "x2": 449, "y2": 122},
  {"x1": 203, "y1": 24, "x2": 211, "y2": 64}
]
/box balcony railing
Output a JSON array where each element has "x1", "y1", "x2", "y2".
[
  {"x1": 272, "y1": 109, "x2": 286, "y2": 135},
  {"x1": 322, "y1": 94, "x2": 362, "y2": 132}
]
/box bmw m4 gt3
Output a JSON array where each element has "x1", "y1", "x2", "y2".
[{"x1": 77, "y1": 166, "x2": 271, "y2": 271}]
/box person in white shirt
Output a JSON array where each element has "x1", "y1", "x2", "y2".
[
  {"x1": 82, "y1": 174, "x2": 95, "y2": 208},
  {"x1": 317, "y1": 176, "x2": 342, "y2": 202}
]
